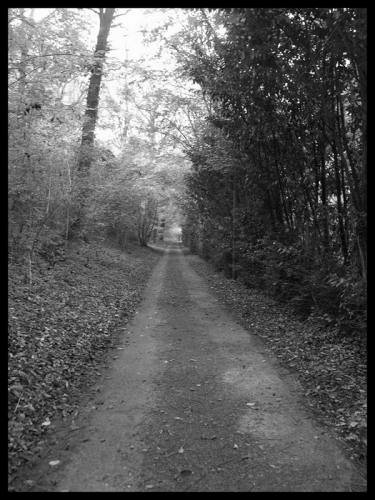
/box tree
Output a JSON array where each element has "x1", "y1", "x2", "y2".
[
  {"x1": 8, "y1": 8, "x2": 92, "y2": 278},
  {"x1": 72, "y1": 8, "x2": 116, "y2": 235},
  {"x1": 137, "y1": 194, "x2": 158, "y2": 246},
  {"x1": 178, "y1": 8, "x2": 366, "y2": 333}
]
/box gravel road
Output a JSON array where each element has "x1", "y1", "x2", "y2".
[{"x1": 36, "y1": 245, "x2": 366, "y2": 491}]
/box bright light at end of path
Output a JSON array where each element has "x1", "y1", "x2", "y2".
[{"x1": 165, "y1": 225, "x2": 182, "y2": 243}]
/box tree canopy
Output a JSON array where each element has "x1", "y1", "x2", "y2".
[
  {"x1": 8, "y1": 6, "x2": 366, "y2": 333},
  {"x1": 176, "y1": 8, "x2": 366, "y2": 334}
]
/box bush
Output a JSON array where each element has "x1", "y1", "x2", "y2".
[
  {"x1": 326, "y1": 271, "x2": 367, "y2": 336},
  {"x1": 187, "y1": 228, "x2": 366, "y2": 338}
]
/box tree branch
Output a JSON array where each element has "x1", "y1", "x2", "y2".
[
  {"x1": 9, "y1": 15, "x2": 36, "y2": 28},
  {"x1": 9, "y1": 52, "x2": 87, "y2": 68},
  {"x1": 199, "y1": 8, "x2": 223, "y2": 48},
  {"x1": 87, "y1": 8, "x2": 101, "y2": 16},
  {"x1": 113, "y1": 9, "x2": 130, "y2": 19}
]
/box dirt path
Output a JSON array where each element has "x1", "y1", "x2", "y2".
[{"x1": 38, "y1": 246, "x2": 366, "y2": 491}]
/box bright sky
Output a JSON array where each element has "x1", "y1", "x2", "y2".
[
  {"x1": 32, "y1": 8, "x2": 179, "y2": 67},
  {"x1": 30, "y1": 8, "x2": 199, "y2": 152}
]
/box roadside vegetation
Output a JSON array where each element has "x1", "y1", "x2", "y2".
[
  {"x1": 8, "y1": 8, "x2": 186, "y2": 487},
  {"x1": 174, "y1": 8, "x2": 367, "y2": 470},
  {"x1": 179, "y1": 9, "x2": 366, "y2": 342},
  {"x1": 8, "y1": 241, "x2": 161, "y2": 488}
]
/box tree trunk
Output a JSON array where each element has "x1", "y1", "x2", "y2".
[
  {"x1": 232, "y1": 170, "x2": 236, "y2": 279},
  {"x1": 73, "y1": 8, "x2": 115, "y2": 233}
]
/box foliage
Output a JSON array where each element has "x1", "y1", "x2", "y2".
[
  {"x1": 179, "y1": 8, "x2": 367, "y2": 337},
  {"x1": 137, "y1": 194, "x2": 158, "y2": 246},
  {"x1": 9, "y1": 8, "x2": 90, "y2": 268},
  {"x1": 8, "y1": 8, "x2": 191, "y2": 272},
  {"x1": 8, "y1": 9, "x2": 191, "y2": 484}
]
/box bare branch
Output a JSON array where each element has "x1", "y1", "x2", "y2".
[
  {"x1": 8, "y1": 66, "x2": 44, "y2": 87},
  {"x1": 9, "y1": 52, "x2": 87, "y2": 68},
  {"x1": 87, "y1": 8, "x2": 101, "y2": 16},
  {"x1": 199, "y1": 8, "x2": 223, "y2": 48},
  {"x1": 35, "y1": 9, "x2": 58, "y2": 24},
  {"x1": 113, "y1": 9, "x2": 130, "y2": 19}
]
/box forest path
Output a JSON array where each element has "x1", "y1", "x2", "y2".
[{"x1": 47, "y1": 246, "x2": 364, "y2": 492}]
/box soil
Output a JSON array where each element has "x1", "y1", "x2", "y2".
[{"x1": 23, "y1": 245, "x2": 367, "y2": 492}]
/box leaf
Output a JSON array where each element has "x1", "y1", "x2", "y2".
[
  {"x1": 49, "y1": 460, "x2": 60, "y2": 467},
  {"x1": 180, "y1": 469, "x2": 192, "y2": 476},
  {"x1": 347, "y1": 433, "x2": 359, "y2": 441},
  {"x1": 9, "y1": 384, "x2": 24, "y2": 393}
]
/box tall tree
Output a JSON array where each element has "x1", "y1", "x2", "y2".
[
  {"x1": 177, "y1": 7, "x2": 366, "y2": 333},
  {"x1": 73, "y1": 7, "x2": 115, "y2": 234}
]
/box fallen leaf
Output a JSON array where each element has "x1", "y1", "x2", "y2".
[{"x1": 180, "y1": 469, "x2": 192, "y2": 476}]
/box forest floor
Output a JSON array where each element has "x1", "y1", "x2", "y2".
[
  {"x1": 8, "y1": 239, "x2": 162, "y2": 491},
  {"x1": 9, "y1": 245, "x2": 366, "y2": 492}
]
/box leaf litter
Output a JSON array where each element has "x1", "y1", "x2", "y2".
[{"x1": 8, "y1": 241, "x2": 160, "y2": 490}]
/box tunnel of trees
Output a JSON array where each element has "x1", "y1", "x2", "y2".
[{"x1": 8, "y1": 7, "x2": 366, "y2": 487}]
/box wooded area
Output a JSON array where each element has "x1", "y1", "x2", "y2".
[
  {"x1": 9, "y1": 7, "x2": 366, "y2": 490},
  {"x1": 9, "y1": 8, "x2": 189, "y2": 271},
  {"x1": 8, "y1": 7, "x2": 190, "y2": 484},
  {"x1": 180, "y1": 9, "x2": 367, "y2": 338}
]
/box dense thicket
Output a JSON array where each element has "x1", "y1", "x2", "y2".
[
  {"x1": 181, "y1": 8, "x2": 366, "y2": 336},
  {"x1": 8, "y1": 8, "x2": 188, "y2": 280}
]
